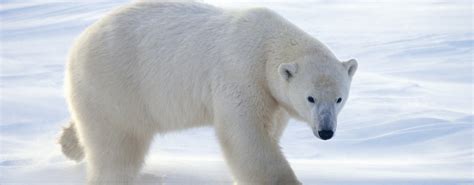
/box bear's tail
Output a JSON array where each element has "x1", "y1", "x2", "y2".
[{"x1": 59, "y1": 120, "x2": 84, "y2": 162}]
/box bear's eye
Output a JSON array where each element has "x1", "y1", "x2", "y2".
[
  {"x1": 307, "y1": 96, "x2": 315, "y2": 103},
  {"x1": 336, "y1": 97, "x2": 343, "y2": 104}
]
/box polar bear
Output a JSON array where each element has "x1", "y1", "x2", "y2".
[{"x1": 59, "y1": 1, "x2": 357, "y2": 185}]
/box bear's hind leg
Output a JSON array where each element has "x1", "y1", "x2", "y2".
[{"x1": 80, "y1": 122, "x2": 154, "y2": 185}]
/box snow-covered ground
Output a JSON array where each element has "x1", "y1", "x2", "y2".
[{"x1": 1, "y1": 0, "x2": 472, "y2": 184}]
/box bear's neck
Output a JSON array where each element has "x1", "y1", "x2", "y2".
[{"x1": 262, "y1": 18, "x2": 335, "y2": 117}]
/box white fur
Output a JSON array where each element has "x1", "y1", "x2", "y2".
[{"x1": 60, "y1": 2, "x2": 357, "y2": 185}]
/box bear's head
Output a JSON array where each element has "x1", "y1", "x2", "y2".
[{"x1": 277, "y1": 56, "x2": 357, "y2": 140}]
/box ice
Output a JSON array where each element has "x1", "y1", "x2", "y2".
[{"x1": 1, "y1": 0, "x2": 472, "y2": 184}]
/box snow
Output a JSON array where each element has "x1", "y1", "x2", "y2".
[{"x1": 1, "y1": 0, "x2": 472, "y2": 184}]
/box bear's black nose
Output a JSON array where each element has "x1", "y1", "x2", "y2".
[{"x1": 318, "y1": 130, "x2": 334, "y2": 140}]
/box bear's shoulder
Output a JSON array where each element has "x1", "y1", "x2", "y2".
[
  {"x1": 237, "y1": 7, "x2": 282, "y2": 22},
  {"x1": 112, "y1": 1, "x2": 223, "y2": 19}
]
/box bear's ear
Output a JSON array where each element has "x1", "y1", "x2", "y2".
[
  {"x1": 278, "y1": 63, "x2": 298, "y2": 81},
  {"x1": 343, "y1": 59, "x2": 358, "y2": 77}
]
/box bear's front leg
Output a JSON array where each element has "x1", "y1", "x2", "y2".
[{"x1": 213, "y1": 96, "x2": 300, "y2": 185}]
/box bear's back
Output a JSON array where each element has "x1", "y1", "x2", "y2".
[{"x1": 66, "y1": 2, "x2": 241, "y2": 129}]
